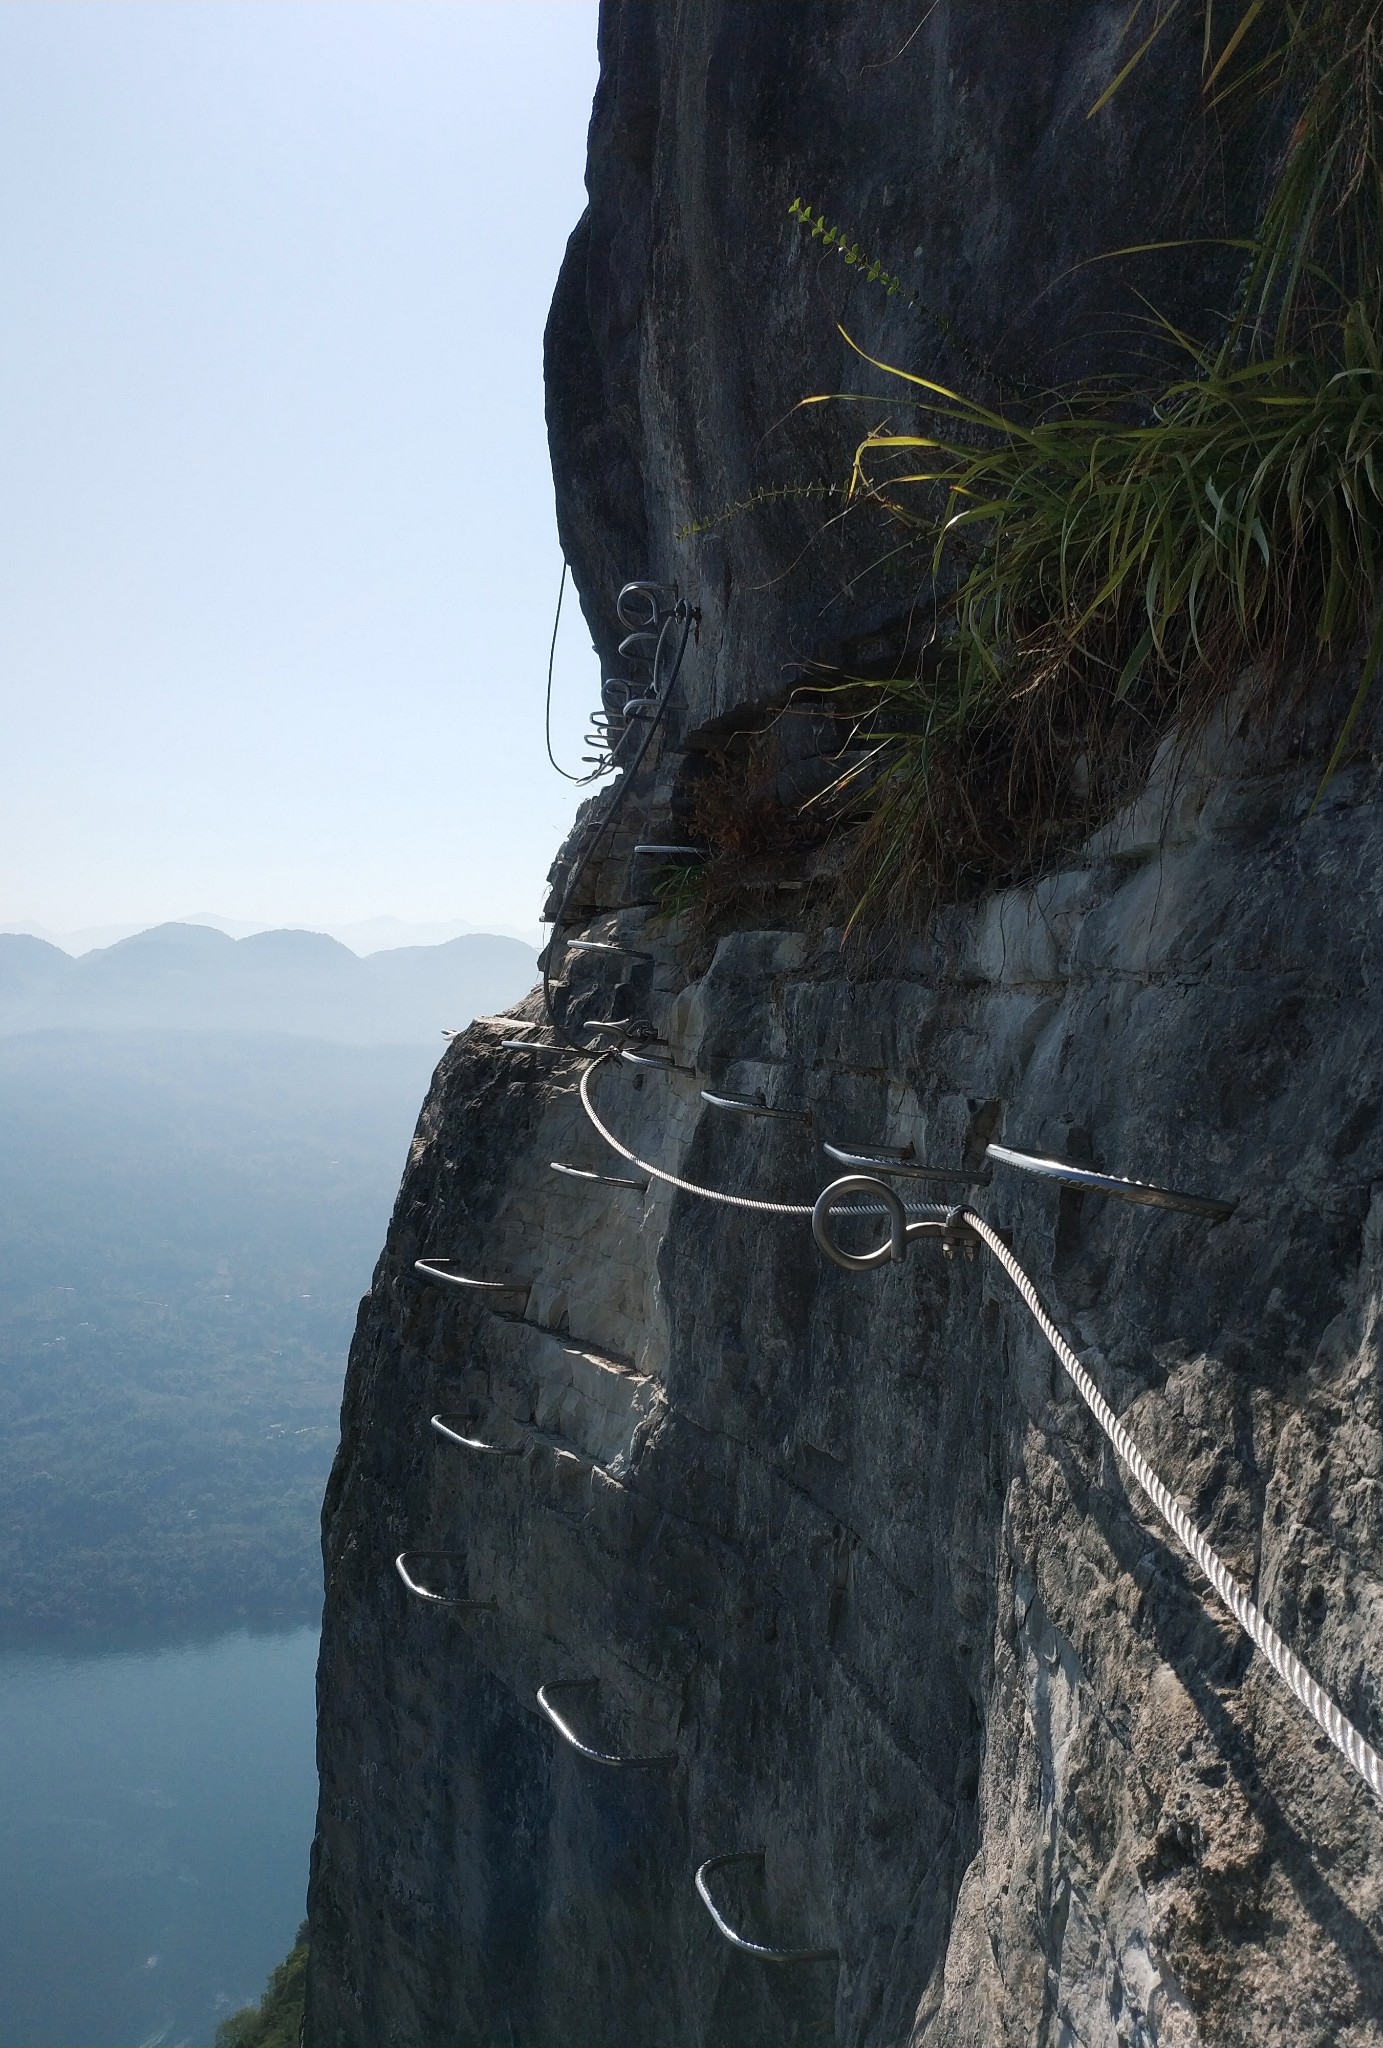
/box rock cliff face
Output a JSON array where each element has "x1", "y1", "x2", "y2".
[{"x1": 305, "y1": 8, "x2": 1383, "y2": 2045}]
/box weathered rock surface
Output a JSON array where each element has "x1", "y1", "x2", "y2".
[
  {"x1": 547, "y1": 0, "x2": 1279, "y2": 713},
  {"x1": 306, "y1": 711, "x2": 1383, "y2": 2046},
  {"x1": 305, "y1": 7, "x2": 1383, "y2": 2045}
]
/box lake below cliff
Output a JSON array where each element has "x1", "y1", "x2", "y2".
[{"x1": 0, "y1": 1625, "x2": 318, "y2": 2048}]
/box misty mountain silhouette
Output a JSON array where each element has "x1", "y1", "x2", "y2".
[{"x1": 0, "y1": 922, "x2": 537, "y2": 1045}]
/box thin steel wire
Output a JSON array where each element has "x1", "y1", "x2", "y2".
[{"x1": 543, "y1": 560, "x2": 607, "y2": 788}]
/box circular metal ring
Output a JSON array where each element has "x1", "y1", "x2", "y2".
[
  {"x1": 985, "y1": 1142, "x2": 1234, "y2": 1221},
  {"x1": 812, "y1": 1174, "x2": 908, "y2": 1272}
]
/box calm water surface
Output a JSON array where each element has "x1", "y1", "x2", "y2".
[{"x1": 0, "y1": 1626, "x2": 318, "y2": 2048}]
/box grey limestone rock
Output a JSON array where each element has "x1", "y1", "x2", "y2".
[{"x1": 305, "y1": 6, "x2": 1383, "y2": 2044}]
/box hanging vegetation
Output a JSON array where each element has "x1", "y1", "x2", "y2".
[{"x1": 815, "y1": 0, "x2": 1383, "y2": 928}]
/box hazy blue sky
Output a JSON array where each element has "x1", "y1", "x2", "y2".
[{"x1": 0, "y1": 1, "x2": 603, "y2": 936}]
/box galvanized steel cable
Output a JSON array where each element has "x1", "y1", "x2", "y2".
[
  {"x1": 543, "y1": 560, "x2": 605, "y2": 787},
  {"x1": 541, "y1": 601, "x2": 695, "y2": 1050},
  {"x1": 578, "y1": 1059, "x2": 953, "y2": 1223},
  {"x1": 961, "y1": 1206, "x2": 1383, "y2": 1806},
  {"x1": 578, "y1": 1052, "x2": 1383, "y2": 1803}
]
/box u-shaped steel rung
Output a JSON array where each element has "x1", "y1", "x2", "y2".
[
  {"x1": 703, "y1": 1090, "x2": 811, "y2": 1126},
  {"x1": 618, "y1": 630, "x2": 663, "y2": 661},
  {"x1": 620, "y1": 1046, "x2": 684, "y2": 1071},
  {"x1": 616, "y1": 580, "x2": 675, "y2": 630},
  {"x1": 985, "y1": 1141, "x2": 1234, "y2": 1221},
  {"x1": 694, "y1": 1853, "x2": 840, "y2": 1964},
  {"x1": 430, "y1": 1414, "x2": 524, "y2": 1456},
  {"x1": 812, "y1": 1175, "x2": 970, "y2": 1274},
  {"x1": 633, "y1": 844, "x2": 706, "y2": 859},
  {"x1": 500, "y1": 1037, "x2": 573, "y2": 1056},
  {"x1": 550, "y1": 1161, "x2": 649, "y2": 1192},
  {"x1": 536, "y1": 1680, "x2": 676, "y2": 1768},
  {"x1": 823, "y1": 1141, "x2": 990, "y2": 1185},
  {"x1": 565, "y1": 938, "x2": 652, "y2": 960},
  {"x1": 394, "y1": 1551, "x2": 498, "y2": 1610},
  {"x1": 414, "y1": 1259, "x2": 530, "y2": 1296}
]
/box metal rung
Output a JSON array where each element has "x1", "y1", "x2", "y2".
[
  {"x1": 618, "y1": 630, "x2": 663, "y2": 661},
  {"x1": 394, "y1": 1551, "x2": 498, "y2": 1610},
  {"x1": 430, "y1": 1413, "x2": 524, "y2": 1456},
  {"x1": 414, "y1": 1259, "x2": 529, "y2": 1296},
  {"x1": 550, "y1": 1161, "x2": 649, "y2": 1192},
  {"x1": 536, "y1": 1680, "x2": 676, "y2": 1768},
  {"x1": 500, "y1": 1038, "x2": 572, "y2": 1055},
  {"x1": 616, "y1": 580, "x2": 675, "y2": 631},
  {"x1": 565, "y1": 938, "x2": 652, "y2": 960},
  {"x1": 620, "y1": 1047, "x2": 683, "y2": 1071},
  {"x1": 985, "y1": 1142, "x2": 1235, "y2": 1221},
  {"x1": 693, "y1": 1853, "x2": 839, "y2": 1964},
  {"x1": 633, "y1": 844, "x2": 706, "y2": 858},
  {"x1": 824, "y1": 1141, "x2": 990, "y2": 1185},
  {"x1": 703, "y1": 1089, "x2": 810, "y2": 1126}
]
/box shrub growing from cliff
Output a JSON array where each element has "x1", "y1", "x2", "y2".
[
  {"x1": 817, "y1": 0, "x2": 1383, "y2": 925},
  {"x1": 214, "y1": 1921, "x2": 307, "y2": 2048}
]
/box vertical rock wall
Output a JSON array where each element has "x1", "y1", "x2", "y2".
[
  {"x1": 306, "y1": 7, "x2": 1383, "y2": 2044},
  {"x1": 307, "y1": 716, "x2": 1383, "y2": 2046}
]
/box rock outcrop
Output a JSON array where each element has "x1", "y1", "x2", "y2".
[{"x1": 305, "y1": 7, "x2": 1383, "y2": 2045}]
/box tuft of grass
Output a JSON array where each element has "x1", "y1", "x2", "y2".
[
  {"x1": 652, "y1": 860, "x2": 708, "y2": 922},
  {"x1": 811, "y1": 0, "x2": 1383, "y2": 927}
]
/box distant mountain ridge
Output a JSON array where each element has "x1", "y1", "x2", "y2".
[
  {"x1": 3, "y1": 912, "x2": 545, "y2": 954},
  {"x1": 0, "y1": 922, "x2": 538, "y2": 1046}
]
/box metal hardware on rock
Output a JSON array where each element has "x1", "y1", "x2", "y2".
[{"x1": 536, "y1": 1680, "x2": 676, "y2": 1768}]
